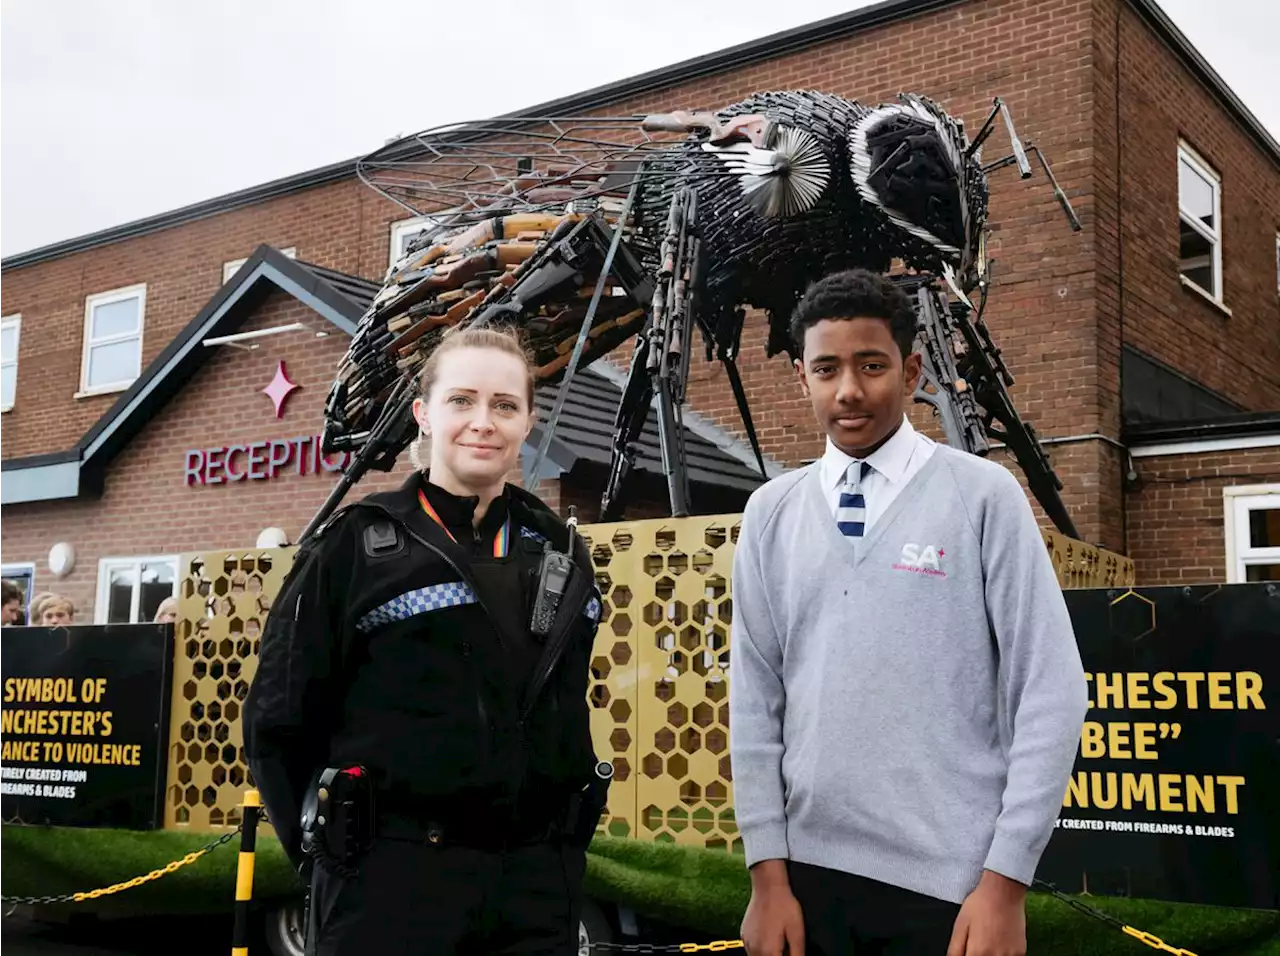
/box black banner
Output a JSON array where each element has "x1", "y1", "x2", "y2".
[
  {"x1": 1039, "y1": 583, "x2": 1280, "y2": 909},
  {"x1": 1, "y1": 624, "x2": 173, "y2": 830}
]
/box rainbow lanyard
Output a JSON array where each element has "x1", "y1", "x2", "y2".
[{"x1": 417, "y1": 489, "x2": 511, "y2": 558}]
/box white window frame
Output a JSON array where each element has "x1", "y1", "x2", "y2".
[
  {"x1": 223, "y1": 247, "x2": 296, "y2": 284},
  {"x1": 1, "y1": 562, "x2": 37, "y2": 623},
  {"x1": 1223, "y1": 484, "x2": 1280, "y2": 583},
  {"x1": 78, "y1": 283, "x2": 146, "y2": 397},
  {"x1": 94, "y1": 554, "x2": 179, "y2": 625},
  {"x1": 389, "y1": 216, "x2": 436, "y2": 268},
  {"x1": 1176, "y1": 142, "x2": 1224, "y2": 306},
  {"x1": 1, "y1": 313, "x2": 20, "y2": 411}
]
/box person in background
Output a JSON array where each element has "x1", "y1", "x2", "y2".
[
  {"x1": 245, "y1": 324, "x2": 607, "y2": 956},
  {"x1": 729, "y1": 269, "x2": 1088, "y2": 956},
  {"x1": 1, "y1": 580, "x2": 23, "y2": 625},
  {"x1": 154, "y1": 596, "x2": 179, "y2": 624},
  {"x1": 40, "y1": 596, "x2": 76, "y2": 627},
  {"x1": 28, "y1": 591, "x2": 55, "y2": 624}
]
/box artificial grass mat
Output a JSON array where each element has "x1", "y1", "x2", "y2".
[{"x1": 4, "y1": 825, "x2": 1277, "y2": 953}]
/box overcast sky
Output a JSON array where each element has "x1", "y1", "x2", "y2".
[{"x1": 2, "y1": 0, "x2": 1275, "y2": 258}]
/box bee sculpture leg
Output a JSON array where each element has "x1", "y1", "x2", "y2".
[
  {"x1": 601, "y1": 336, "x2": 656, "y2": 522},
  {"x1": 905, "y1": 275, "x2": 1079, "y2": 541},
  {"x1": 602, "y1": 185, "x2": 707, "y2": 520},
  {"x1": 599, "y1": 319, "x2": 694, "y2": 522}
]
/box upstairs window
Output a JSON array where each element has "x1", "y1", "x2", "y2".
[
  {"x1": 81, "y1": 284, "x2": 146, "y2": 395},
  {"x1": 1177, "y1": 143, "x2": 1223, "y2": 303},
  {"x1": 390, "y1": 216, "x2": 437, "y2": 267},
  {"x1": 1, "y1": 314, "x2": 20, "y2": 410}
]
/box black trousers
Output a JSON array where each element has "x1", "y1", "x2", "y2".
[
  {"x1": 306, "y1": 837, "x2": 587, "y2": 956},
  {"x1": 788, "y1": 862, "x2": 962, "y2": 956}
]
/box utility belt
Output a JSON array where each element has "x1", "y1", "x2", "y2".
[{"x1": 300, "y1": 761, "x2": 614, "y2": 874}]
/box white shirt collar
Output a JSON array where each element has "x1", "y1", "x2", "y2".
[{"x1": 820, "y1": 415, "x2": 919, "y2": 489}]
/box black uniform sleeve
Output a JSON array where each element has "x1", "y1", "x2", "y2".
[{"x1": 243, "y1": 522, "x2": 353, "y2": 871}]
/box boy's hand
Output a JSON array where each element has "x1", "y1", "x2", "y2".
[
  {"x1": 946, "y1": 869, "x2": 1027, "y2": 956},
  {"x1": 742, "y1": 860, "x2": 805, "y2": 956}
]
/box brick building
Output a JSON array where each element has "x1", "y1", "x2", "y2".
[{"x1": 2, "y1": 0, "x2": 1278, "y2": 623}]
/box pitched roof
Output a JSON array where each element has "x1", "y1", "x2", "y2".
[
  {"x1": 530, "y1": 363, "x2": 771, "y2": 492},
  {"x1": 3, "y1": 0, "x2": 1274, "y2": 271},
  {"x1": 1, "y1": 246, "x2": 773, "y2": 506}
]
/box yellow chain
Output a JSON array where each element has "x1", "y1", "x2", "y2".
[
  {"x1": 72, "y1": 848, "x2": 211, "y2": 901},
  {"x1": 678, "y1": 942, "x2": 745, "y2": 953},
  {"x1": 1123, "y1": 925, "x2": 1200, "y2": 956}
]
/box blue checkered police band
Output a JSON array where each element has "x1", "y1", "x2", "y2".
[
  {"x1": 520, "y1": 527, "x2": 547, "y2": 545},
  {"x1": 356, "y1": 581, "x2": 480, "y2": 634},
  {"x1": 356, "y1": 581, "x2": 603, "y2": 634}
]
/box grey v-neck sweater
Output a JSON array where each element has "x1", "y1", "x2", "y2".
[{"x1": 728, "y1": 444, "x2": 1088, "y2": 904}]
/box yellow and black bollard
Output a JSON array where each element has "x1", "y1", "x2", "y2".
[{"x1": 231, "y1": 789, "x2": 262, "y2": 956}]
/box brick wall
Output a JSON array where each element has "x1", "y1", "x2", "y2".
[
  {"x1": 0, "y1": 179, "x2": 395, "y2": 459},
  {"x1": 2, "y1": 0, "x2": 1109, "y2": 536},
  {"x1": 1102, "y1": 0, "x2": 1280, "y2": 411},
  {"x1": 1, "y1": 292, "x2": 399, "y2": 619},
  {"x1": 0, "y1": 288, "x2": 683, "y2": 620},
  {"x1": 1125, "y1": 445, "x2": 1280, "y2": 585},
  {"x1": 3, "y1": 0, "x2": 1277, "y2": 576}
]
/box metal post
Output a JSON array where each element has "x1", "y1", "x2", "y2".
[{"x1": 231, "y1": 789, "x2": 261, "y2": 956}]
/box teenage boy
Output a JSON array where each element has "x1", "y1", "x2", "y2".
[{"x1": 729, "y1": 269, "x2": 1087, "y2": 956}]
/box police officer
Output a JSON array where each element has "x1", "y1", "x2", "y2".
[{"x1": 243, "y1": 325, "x2": 607, "y2": 955}]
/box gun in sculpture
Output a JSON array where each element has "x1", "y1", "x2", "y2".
[{"x1": 305, "y1": 91, "x2": 1083, "y2": 543}]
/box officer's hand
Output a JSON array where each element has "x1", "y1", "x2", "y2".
[{"x1": 741, "y1": 861, "x2": 804, "y2": 956}]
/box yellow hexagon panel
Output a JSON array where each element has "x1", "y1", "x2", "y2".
[
  {"x1": 582, "y1": 514, "x2": 742, "y2": 853},
  {"x1": 164, "y1": 517, "x2": 1125, "y2": 844},
  {"x1": 166, "y1": 549, "x2": 294, "y2": 832}
]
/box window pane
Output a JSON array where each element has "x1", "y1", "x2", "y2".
[
  {"x1": 1, "y1": 365, "x2": 14, "y2": 408},
  {"x1": 91, "y1": 297, "x2": 140, "y2": 339},
  {"x1": 1178, "y1": 158, "x2": 1215, "y2": 231},
  {"x1": 397, "y1": 230, "x2": 426, "y2": 260},
  {"x1": 107, "y1": 566, "x2": 137, "y2": 624},
  {"x1": 1179, "y1": 220, "x2": 1216, "y2": 296},
  {"x1": 87, "y1": 339, "x2": 141, "y2": 388},
  {"x1": 1, "y1": 325, "x2": 16, "y2": 361},
  {"x1": 1244, "y1": 563, "x2": 1280, "y2": 583},
  {"x1": 139, "y1": 561, "x2": 176, "y2": 623},
  {"x1": 1248, "y1": 506, "x2": 1280, "y2": 549},
  {"x1": 2, "y1": 570, "x2": 34, "y2": 625}
]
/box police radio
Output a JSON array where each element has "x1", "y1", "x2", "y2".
[{"x1": 529, "y1": 507, "x2": 578, "y2": 639}]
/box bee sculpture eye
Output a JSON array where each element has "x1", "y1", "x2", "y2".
[{"x1": 848, "y1": 99, "x2": 974, "y2": 258}]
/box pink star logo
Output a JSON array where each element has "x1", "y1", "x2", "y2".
[
  {"x1": 937, "y1": 548, "x2": 945, "y2": 558},
  {"x1": 261, "y1": 360, "x2": 300, "y2": 418}
]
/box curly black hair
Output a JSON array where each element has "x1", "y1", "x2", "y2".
[{"x1": 789, "y1": 269, "x2": 918, "y2": 359}]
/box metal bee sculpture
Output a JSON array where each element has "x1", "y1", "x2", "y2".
[{"x1": 309, "y1": 90, "x2": 1082, "y2": 542}]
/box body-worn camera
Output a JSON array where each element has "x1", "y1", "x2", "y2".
[{"x1": 300, "y1": 765, "x2": 374, "y2": 872}]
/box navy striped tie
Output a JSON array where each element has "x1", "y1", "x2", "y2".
[{"x1": 837, "y1": 461, "x2": 873, "y2": 538}]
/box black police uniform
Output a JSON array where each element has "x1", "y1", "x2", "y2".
[{"x1": 242, "y1": 471, "x2": 607, "y2": 956}]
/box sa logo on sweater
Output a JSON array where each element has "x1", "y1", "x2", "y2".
[{"x1": 893, "y1": 543, "x2": 948, "y2": 578}]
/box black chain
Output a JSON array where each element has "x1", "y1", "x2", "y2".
[{"x1": 1032, "y1": 878, "x2": 1128, "y2": 930}]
